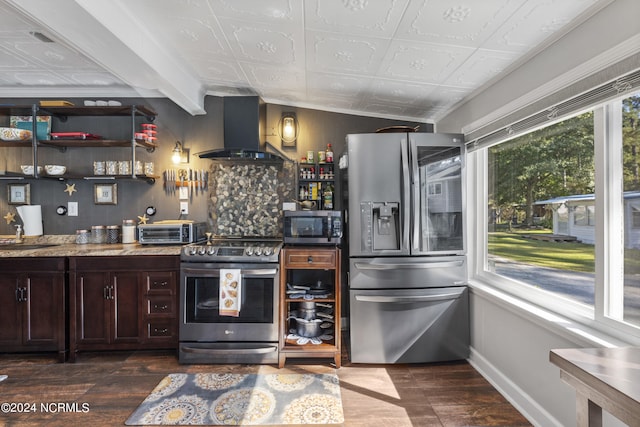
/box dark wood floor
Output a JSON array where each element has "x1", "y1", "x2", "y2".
[{"x1": 0, "y1": 349, "x2": 531, "y2": 427}]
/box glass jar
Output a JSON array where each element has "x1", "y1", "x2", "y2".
[
  {"x1": 91, "y1": 225, "x2": 107, "y2": 244},
  {"x1": 118, "y1": 160, "x2": 131, "y2": 175},
  {"x1": 76, "y1": 229, "x2": 90, "y2": 244},
  {"x1": 93, "y1": 161, "x2": 105, "y2": 175},
  {"x1": 144, "y1": 162, "x2": 154, "y2": 175},
  {"x1": 105, "y1": 161, "x2": 117, "y2": 175},
  {"x1": 106, "y1": 225, "x2": 120, "y2": 244},
  {"x1": 122, "y1": 219, "x2": 136, "y2": 244}
]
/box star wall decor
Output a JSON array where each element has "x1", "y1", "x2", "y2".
[
  {"x1": 64, "y1": 183, "x2": 77, "y2": 196},
  {"x1": 137, "y1": 214, "x2": 149, "y2": 224},
  {"x1": 3, "y1": 212, "x2": 16, "y2": 224}
]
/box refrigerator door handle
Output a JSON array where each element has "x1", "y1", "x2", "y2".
[
  {"x1": 354, "y1": 260, "x2": 464, "y2": 270},
  {"x1": 400, "y1": 137, "x2": 411, "y2": 252},
  {"x1": 410, "y1": 140, "x2": 420, "y2": 252},
  {"x1": 355, "y1": 292, "x2": 462, "y2": 303}
]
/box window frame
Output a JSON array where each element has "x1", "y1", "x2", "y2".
[{"x1": 468, "y1": 97, "x2": 640, "y2": 344}]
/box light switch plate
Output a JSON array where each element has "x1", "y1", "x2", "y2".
[
  {"x1": 180, "y1": 201, "x2": 189, "y2": 215},
  {"x1": 68, "y1": 202, "x2": 78, "y2": 216}
]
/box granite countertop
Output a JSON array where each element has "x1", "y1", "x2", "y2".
[{"x1": 0, "y1": 235, "x2": 183, "y2": 257}]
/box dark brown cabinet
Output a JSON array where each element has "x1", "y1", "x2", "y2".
[
  {"x1": 142, "y1": 271, "x2": 178, "y2": 343},
  {"x1": 69, "y1": 256, "x2": 179, "y2": 361},
  {"x1": 72, "y1": 270, "x2": 140, "y2": 347},
  {"x1": 0, "y1": 258, "x2": 66, "y2": 362},
  {"x1": 279, "y1": 247, "x2": 341, "y2": 368}
]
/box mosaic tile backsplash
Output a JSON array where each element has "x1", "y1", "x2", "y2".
[{"x1": 207, "y1": 160, "x2": 295, "y2": 237}]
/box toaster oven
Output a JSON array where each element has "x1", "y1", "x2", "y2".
[{"x1": 138, "y1": 221, "x2": 207, "y2": 244}]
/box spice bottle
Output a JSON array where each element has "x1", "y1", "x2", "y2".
[{"x1": 325, "y1": 144, "x2": 334, "y2": 163}]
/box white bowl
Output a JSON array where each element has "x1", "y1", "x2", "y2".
[
  {"x1": 45, "y1": 165, "x2": 66, "y2": 176},
  {"x1": 21, "y1": 165, "x2": 43, "y2": 175},
  {"x1": 1, "y1": 127, "x2": 32, "y2": 142}
]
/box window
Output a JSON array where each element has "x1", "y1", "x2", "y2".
[
  {"x1": 476, "y1": 91, "x2": 640, "y2": 336},
  {"x1": 632, "y1": 208, "x2": 640, "y2": 229},
  {"x1": 487, "y1": 112, "x2": 596, "y2": 307},
  {"x1": 573, "y1": 205, "x2": 595, "y2": 226},
  {"x1": 622, "y1": 92, "x2": 640, "y2": 328}
]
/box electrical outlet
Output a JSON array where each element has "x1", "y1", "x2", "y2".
[
  {"x1": 180, "y1": 201, "x2": 189, "y2": 215},
  {"x1": 179, "y1": 187, "x2": 188, "y2": 200},
  {"x1": 68, "y1": 201, "x2": 78, "y2": 216}
]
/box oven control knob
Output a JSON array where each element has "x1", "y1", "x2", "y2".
[
  {"x1": 246, "y1": 246, "x2": 254, "y2": 256},
  {"x1": 207, "y1": 246, "x2": 216, "y2": 255},
  {"x1": 198, "y1": 246, "x2": 207, "y2": 255},
  {"x1": 263, "y1": 247, "x2": 273, "y2": 256},
  {"x1": 255, "y1": 247, "x2": 263, "y2": 256},
  {"x1": 187, "y1": 247, "x2": 197, "y2": 256}
]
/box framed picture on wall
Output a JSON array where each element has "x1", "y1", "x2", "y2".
[
  {"x1": 7, "y1": 183, "x2": 30, "y2": 205},
  {"x1": 94, "y1": 183, "x2": 117, "y2": 205}
]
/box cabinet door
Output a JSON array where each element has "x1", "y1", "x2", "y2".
[
  {"x1": 23, "y1": 272, "x2": 64, "y2": 346},
  {"x1": 0, "y1": 274, "x2": 22, "y2": 346},
  {"x1": 76, "y1": 271, "x2": 110, "y2": 345},
  {"x1": 111, "y1": 271, "x2": 141, "y2": 343}
]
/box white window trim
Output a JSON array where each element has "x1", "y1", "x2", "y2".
[
  {"x1": 596, "y1": 103, "x2": 625, "y2": 325},
  {"x1": 467, "y1": 101, "x2": 640, "y2": 345}
]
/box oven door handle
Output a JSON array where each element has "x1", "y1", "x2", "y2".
[
  {"x1": 180, "y1": 345, "x2": 278, "y2": 355},
  {"x1": 241, "y1": 268, "x2": 278, "y2": 276},
  {"x1": 180, "y1": 268, "x2": 278, "y2": 277}
]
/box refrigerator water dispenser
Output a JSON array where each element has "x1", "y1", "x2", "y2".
[{"x1": 371, "y1": 202, "x2": 400, "y2": 251}]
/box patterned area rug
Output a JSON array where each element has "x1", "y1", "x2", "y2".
[{"x1": 125, "y1": 373, "x2": 344, "y2": 425}]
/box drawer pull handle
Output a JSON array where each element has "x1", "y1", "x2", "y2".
[
  {"x1": 308, "y1": 256, "x2": 313, "y2": 263},
  {"x1": 154, "y1": 304, "x2": 169, "y2": 311},
  {"x1": 153, "y1": 281, "x2": 168, "y2": 287},
  {"x1": 153, "y1": 328, "x2": 168, "y2": 334}
]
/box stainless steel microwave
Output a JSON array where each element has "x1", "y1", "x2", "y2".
[
  {"x1": 283, "y1": 210, "x2": 342, "y2": 245},
  {"x1": 138, "y1": 221, "x2": 207, "y2": 244}
]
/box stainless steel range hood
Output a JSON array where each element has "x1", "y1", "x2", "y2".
[{"x1": 198, "y1": 96, "x2": 284, "y2": 161}]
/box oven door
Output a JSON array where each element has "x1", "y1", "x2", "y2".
[{"x1": 180, "y1": 262, "x2": 279, "y2": 342}]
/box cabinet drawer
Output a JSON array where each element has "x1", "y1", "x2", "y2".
[
  {"x1": 147, "y1": 296, "x2": 175, "y2": 316},
  {"x1": 146, "y1": 272, "x2": 175, "y2": 294},
  {"x1": 146, "y1": 321, "x2": 175, "y2": 338},
  {"x1": 284, "y1": 250, "x2": 336, "y2": 268}
]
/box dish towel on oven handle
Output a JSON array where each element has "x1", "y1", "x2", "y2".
[{"x1": 219, "y1": 269, "x2": 242, "y2": 317}]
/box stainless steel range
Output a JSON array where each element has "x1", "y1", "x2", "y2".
[{"x1": 179, "y1": 238, "x2": 282, "y2": 364}]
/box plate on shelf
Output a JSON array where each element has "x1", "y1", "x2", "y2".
[
  {"x1": 39, "y1": 100, "x2": 74, "y2": 107},
  {"x1": 50, "y1": 132, "x2": 102, "y2": 140},
  {"x1": 10, "y1": 115, "x2": 51, "y2": 141},
  {"x1": 0, "y1": 127, "x2": 31, "y2": 141},
  {"x1": 44, "y1": 165, "x2": 66, "y2": 176}
]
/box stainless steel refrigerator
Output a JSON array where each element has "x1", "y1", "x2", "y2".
[{"x1": 345, "y1": 132, "x2": 469, "y2": 364}]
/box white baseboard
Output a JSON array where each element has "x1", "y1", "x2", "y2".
[{"x1": 468, "y1": 347, "x2": 563, "y2": 427}]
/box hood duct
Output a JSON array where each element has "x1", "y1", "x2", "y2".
[{"x1": 198, "y1": 96, "x2": 283, "y2": 161}]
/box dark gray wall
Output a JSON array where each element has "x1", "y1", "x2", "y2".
[{"x1": 0, "y1": 95, "x2": 428, "y2": 236}]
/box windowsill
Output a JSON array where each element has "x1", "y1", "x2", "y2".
[{"x1": 468, "y1": 279, "x2": 635, "y2": 348}]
